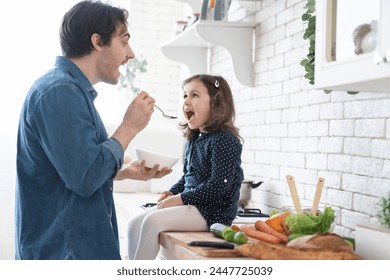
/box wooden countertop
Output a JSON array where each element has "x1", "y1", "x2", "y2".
[{"x1": 159, "y1": 231, "x2": 253, "y2": 260}]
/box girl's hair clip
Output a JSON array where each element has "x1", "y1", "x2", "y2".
[{"x1": 214, "y1": 79, "x2": 219, "y2": 88}]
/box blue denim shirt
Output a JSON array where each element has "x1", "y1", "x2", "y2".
[{"x1": 15, "y1": 56, "x2": 124, "y2": 259}]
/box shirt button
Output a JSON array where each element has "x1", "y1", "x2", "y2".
[
  {"x1": 224, "y1": 179, "x2": 227, "y2": 183},
  {"x1": 109, "y1": 187, "x2": 113, "y2": 192}
]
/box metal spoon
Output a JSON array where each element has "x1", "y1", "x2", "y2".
[
  {"x1": 154, "y1": 104, "x2": 177, "y2": 119},
  {"x1": 136, "y1": 92, "x2": 177, "y2": 119}
]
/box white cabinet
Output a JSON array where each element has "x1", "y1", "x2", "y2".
[
  {"x1": 159, "y1": 0, "x2": 257, "y2": 87},
  {"x1": 315, "y1": 0, "x2": 390, "y2": 93}
]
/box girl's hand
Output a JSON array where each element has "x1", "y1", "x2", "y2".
[
  {"x1": 114, "y1": 160, "x2": 172, "y2": 181},
  {"x1": 157, "y1": 194, "x2": 183, "y2": 209},
  {"x1": 158, "y1": 190, "x2": 173, "y2": 202}
]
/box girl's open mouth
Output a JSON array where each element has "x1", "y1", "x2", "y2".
[{"x1": 185, "y1": 110, "x2": 195, "y2": 121}]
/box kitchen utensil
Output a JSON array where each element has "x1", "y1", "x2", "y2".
[
  {"x1": 238, "y1": 180, "x2": 263, "y2": 207},
  {"x1": 187, "y1": 241, "x2": 235, "y2": 249},
  {"x1": 236, "y1": 208, "x2": 269, "y2": 218},
  {"x1": 286, "y1": 175, "x2": 302, "y2": 214},
  {"x1": 154, "y1": 104, "x2": 177, "y2": 119},
  {"x1": 137, "y1": 92, "x2": 177, "y2": 119},
  {"x1": 311, "y1": 177, "x2": 325, "y2": 215}
]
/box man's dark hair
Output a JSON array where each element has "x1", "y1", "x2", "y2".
[{"x1": 60, "y1": 0, "x2": 129, "y2": 58}]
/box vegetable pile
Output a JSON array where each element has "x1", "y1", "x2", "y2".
[
  {"x1": 285, "y1": 206, "x2": 335, "y2": 236},
  {"x1": 209, "y1": 206, "x2": 336, "y2": 247}
]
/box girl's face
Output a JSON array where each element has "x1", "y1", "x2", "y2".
[{"x1": 182, "y1": 79, "x2": 211, "y2": 132}]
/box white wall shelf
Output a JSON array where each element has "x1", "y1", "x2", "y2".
[
  {"x1": 159, "y1": 19, "x2": 256, "y2": 87},
  {"x1": 177, "y1": 0, "x2": 260, "y2": 15}
]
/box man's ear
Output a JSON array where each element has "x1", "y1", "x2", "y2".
[{"x1": 91, "y1": 33, "x2": 101, "y2": 50}]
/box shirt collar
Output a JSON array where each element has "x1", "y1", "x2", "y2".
[{"x1": 55, "y1": 56, "x2": 98, "y2": 99}]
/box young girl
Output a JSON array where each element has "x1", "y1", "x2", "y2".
[{"x1": 127, "y1": 74, "x2": 244, "y2": 259}]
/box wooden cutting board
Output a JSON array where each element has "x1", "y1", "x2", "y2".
[{"x1": 159, "y1": 231, "x2": 250, "y2": 258}]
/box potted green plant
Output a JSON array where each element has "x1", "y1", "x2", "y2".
[
  {"x1": 300, "y1": 0, "x2": 315, "y2": 87},
  {"x1": 378, "y1": 194, "x2": 390, "y2": 229},
  {"x1": 355, "y1": 193, "x2": 390, "y2": 259},
  {"x1": 118, "y1": 56, "x2": 147, "y2": 94},
  {"x1": 300, "y1": 0, "x2": 358, "y2": 94}
]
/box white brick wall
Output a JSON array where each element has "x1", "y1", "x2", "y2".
[
  {"x1": 125, "y1": 0, "x2": 184, "y2": 116},
  {"x1": 216, "y1": 0, "x2": 390, "y2": 238}
]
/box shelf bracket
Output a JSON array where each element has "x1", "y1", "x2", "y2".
[
  {"x1": 159, "y1": 20, "x2": 256, "y2": 87},
  {"x1": 195, "y1": 22, "x2": 255, "y2": 87},
  {"x1": 160, "y1": 46, "x2": 208, "y2": 74}
]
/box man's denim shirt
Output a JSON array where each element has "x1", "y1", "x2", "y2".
[{"x1": 15, "y1": 56, "x2": 124, "y2": 259}]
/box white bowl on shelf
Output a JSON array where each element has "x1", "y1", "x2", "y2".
[{"x1": 135, "y1": 148, "x2": 179, "y2": 170}]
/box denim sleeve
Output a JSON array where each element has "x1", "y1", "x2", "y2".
[
  {"x1": 28, "y1": 85, "x2": 124, "y2": 197},
  {"x1": 101, "y1": 137, "x2": 124, "y2": 173}
]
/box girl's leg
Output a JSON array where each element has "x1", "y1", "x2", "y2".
[
  {"x1": 126, "y1": 206, "x2": 156, "y2": 260},
  {"x1": 134, "y1": 205, "x2": 208, "y2": 260}
]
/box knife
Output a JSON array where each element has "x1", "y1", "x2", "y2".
[{"x1": 187, "y1": 241, "x2": 235, "y2": 249}]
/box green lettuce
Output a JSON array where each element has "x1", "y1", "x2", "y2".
[{"x1": 285, "y1": 206, "x2": 335, "y2": 235}]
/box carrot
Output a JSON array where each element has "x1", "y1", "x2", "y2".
[
  {"x1": 241, "y1": 227, "x2": 282, "y2": 245},
  {"x1": 231, "y1": 224, "x2": 241, "y2": 232},
  {"x1": 281, "y1": 212, "x2": 290, "y2": 235},
  {"x1": 265, "y1": 215, "x2": 285, "y2": 234},
  {"x1": 255, "y1": 220, "x2": 289, "y2": 244}
]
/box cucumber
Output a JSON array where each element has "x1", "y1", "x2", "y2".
[
  {"x1": 233, "y1": 231, "x2": 248, "y2": 245},
  {"x1": 210, "y1": 223, "x2": 248, "y2": 245},
  {"x1": 210, "y1": 223, "x2": 229, "y2": 238},
  {"x1": 223, "y1": 230, "x2": 236, "y2": 242}
]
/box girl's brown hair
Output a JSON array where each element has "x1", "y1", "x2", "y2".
[{"x1": 179, "y1": 74, "x2": 241, "y2": 141}]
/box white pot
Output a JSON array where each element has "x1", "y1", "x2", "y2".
[{"x1": 355, "y1": 224, "x2": 390, "y2": 260}]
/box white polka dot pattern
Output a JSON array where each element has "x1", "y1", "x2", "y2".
[{"x1": 169, "y1": 130, "x2": 244, "y2": 227}]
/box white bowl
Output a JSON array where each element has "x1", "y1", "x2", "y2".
[{"x1": 135, "y1": 148, "x2": 179, "y2": 170}]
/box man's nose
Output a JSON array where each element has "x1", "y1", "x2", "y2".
[{"x1": 125, "y1": 46, "x2": 135, "y2": 63}]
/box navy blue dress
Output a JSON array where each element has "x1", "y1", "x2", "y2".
[{"x1": 169, "y1": 130, "x2": 244, "y2": 227}]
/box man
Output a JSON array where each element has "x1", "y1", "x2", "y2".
[{"x1": 15, "y1": 0, "x2": 170, "y2": 259}]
